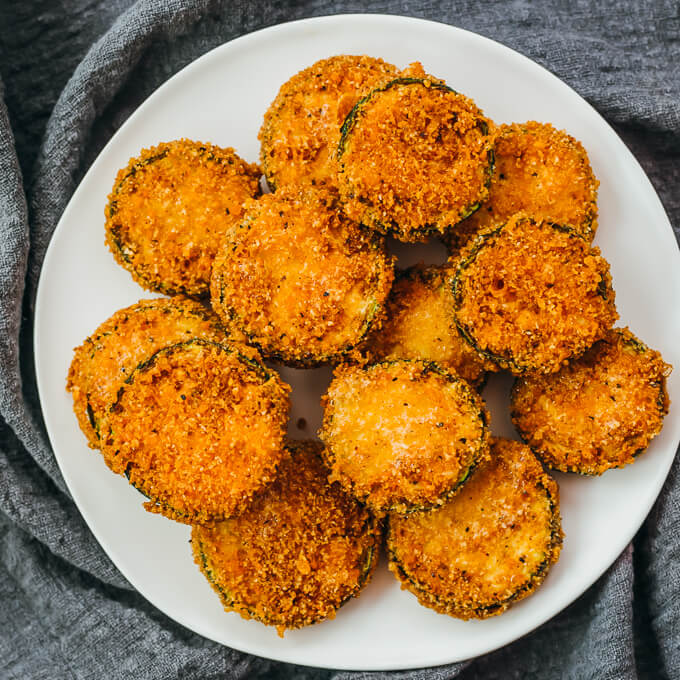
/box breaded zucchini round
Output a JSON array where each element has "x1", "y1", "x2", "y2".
[
  {"x1": 368, "y1": 264, "x2": 491, "y2": 387},
  {"x1": 210, "y1": 188, "x2": 395, "y2": 367},
  {"x1": 191, "y1": 439, "x2": 381, "y2": 636},
  {"x1": 99, "y1": 339, "x2": 291, "y2": 524},
  {"x1": 105, "y1": 139, "x2": 261, "y2": 298},
  {"x1": 387, "y1": 437, "x2": 562, "y2": 620},
  {"x1": 444, "y1": 121, "x2": 599, "y2": 254},
  {"x1": 259, "y1": 55, "x2": 398, "y2": 191},
  {"x1": 320, "y1": 360, "x2": 490, "y2": 515},
  {"x1": 452, "y1": 213, "x2": 618, "y2": 374},
  {"x1": 337, "y1": 77, "x2": 495, "y2": 242},
  {"x1": 511, "y1": 328, "x2": 672, "y2": 475},
  {"x1": 66, "y1": 296, "x2": 231, "y2": 448}
]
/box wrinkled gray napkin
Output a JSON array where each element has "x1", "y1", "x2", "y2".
[{"x1": 1, "y1": 1, "x2": 678, "y2": 678}]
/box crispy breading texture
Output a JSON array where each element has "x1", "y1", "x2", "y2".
[
  {"x1": 210, "y1": 187, "x2": 395, "y2": 367},
  {"x1": 443, "y1": 121, "x2": 599, "y2": 254},
  {"x1": 99, "y1": 339, "x2": 290, "y2": 524},
  {"x1": 452, "y1": 213, "x2": 618, "y2": 374},
  {"x1": 105, "y1": 139, "x2": 261, "y2": 298},
  {"x1": 259, "y1": 55, "x2": 399, "y2": 191},
  {"x1": 337, "y1": 77, "x2": 495, "y2": 242},
  {"x1": 387, "y1": 437, "x2": 563, "y2": 620},
  {"x1": 191, "y1": 439, "x2": 381, "y2": 636},
  {"x1": 367, "y1": 264, "x2": 494, "y2": 386},
  {"x1": 66, "y1": 296, "x2": 236, "y2": 448},
  {"x1": 511, "y1": 328, "x2": 672, "y2": 475},
  {"x1": 320, "y1": 360, "x2": 491, "y2": 515}
]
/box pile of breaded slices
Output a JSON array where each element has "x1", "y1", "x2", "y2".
[{"x1": 67, "y1": 55, "x2": 671, "y2": 636}]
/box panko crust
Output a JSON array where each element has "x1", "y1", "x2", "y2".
[
  {"x1": 210, "y1": 187, "x2": 395, "y2": 367},
  {"x1": 99, "y1": 339, "x2": 290, "y2": 524},
  {"x1": 259, "y1": 55, "x2": 399, "y2": 190},
  {"x1": 191, "y1": 439, "x2": 381, "y2": 636},
  {"x1": 452, "y1": 213, "x2": 618, "y2": 375},
  {"x1": 320, "y1": 360, "x2": 491, "y2": 515},
  {"x1": 66, "y1": 296, "x2": 232, "y2": 448},
  {"x1": 337, "y1": 77, "x2": 495, "y2": 242},
  {"x1": 387, "y1": 437, "x2": 563, "y2": 620},
  {"x1": 511, "y1": 328, "x2": 672, "y2": 475},
  {"x1": 105, "y1": 139, "x2": 261, "y2": 298},
  {"x1": 443, "y1": 121, "x2": 599, "y2": 255},
  {"x1": 367, "y1": 264, "x2": 494, "y2": 386}
]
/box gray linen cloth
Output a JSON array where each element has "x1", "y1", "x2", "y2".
[{"x1": 1, "y1": 1, "x2": 678, "y2": 678}]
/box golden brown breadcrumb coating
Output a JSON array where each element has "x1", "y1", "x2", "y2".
[
  {"x1": 444, "y1": 121, "x2": 599, "y2": 254},
  {"x1": 259, "y1": 55, "x2": 399, "y2": 190},
  {"x1": 337, "y1": 77, "x2": 495, "y2": 242},
  {"x1": 511, "y1": 328, "x2": 672, "y2": 474},
  {"x1": 387, "y1": 437, "x2": 562, "y2": 620},
  {"x1": 210, "y1": 187, "x2": 395, "y2": 367},
  {"x1": 367, "y1": 264, "x2": 493, "y2": 386},
  {"x1": 452, "y1": 213, "x2": 617, "y2": 374},
  {"x1": 192, "y1": 439, "x2": 381, "y2": 636},
  {"x1": 99, "y1": 339, "x2": 290, "y2": 524},
  {"x1": 66, "y1": 297, "x2": 230, "y2": 448},
  {"x1": 105, "y1": 139, "x2": 261, "y2": 298},
  {"x1": 320, "y1": 360, "x2": 490, "y2": 515}
]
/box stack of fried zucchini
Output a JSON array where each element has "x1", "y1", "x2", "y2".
[{"x1": 66, "y1": 54, "x2": 671, "y2": 636}]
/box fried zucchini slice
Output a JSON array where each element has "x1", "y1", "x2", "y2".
[
  {"x1": 105, "y1": 139, "x2": 261, "y2": 298},
  {"x1": 387, "y1": 437, "x2": 562, "y2": 620},
  {"x1": 66, "y1": 296, "x2": 232, "y2": 448},
  {"x1": 443, "y1": 121, "x2": 599, "y2": 254},
  {"x1": 320, "y1": 360, "x2": 490, "y2": 515},
  {"x1": 99, "y1": 339, "x2": 290, "y2": 524},
  {"x1": 210, "y1": 187, "x2": 394, "y2": 367},
  {"x1": 452, "y1": 213, "x2": 617, "y2": 374},
  {"x1": 367, "y1": 264, "x2": 492, "y2": 387},
  {"x1": 511, "y1": 328, "x2": 672, "y2": 475},
  {"x1": 192, "y1": 439, "x2": 381, "y2": 636},
  {"x1": 259, "y1": 55, "x2": 399, "y2": 191},
  {"x1": 337, "y1": 77, "x2": 495, "y2": 242}
]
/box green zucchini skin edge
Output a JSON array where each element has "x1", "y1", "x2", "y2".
[
  {"x1": 214, "y1": 220, "x2": 392, "y2": 368},
  {"x1": 126, "y1": 472, "x2": 198, "y2": 523},
  {"x1": 107, "y1": 149, "x2": 171, "y2": 292},
  {"x1": 617, "y1": 332, "x2": 670, "y2": 419},
  {"x1": 337, "y1": 77, "x2": 495, "y2": 238},
  {"x1": 108, "y1": 146, "x2": 242, "y2": 220},
  {"x1": 126, "y1": 337, "x2": 272, "y2": 383},
  {"x1": 107, "y1": 145, "x2": 257, "y2": 300},
  {"x1": 320, "y1": 358, "x2": 490, "y2": 515},
  {"x1": 105, "y1": 338, "x2": 282, "y2": 522},
  {"x1": 85, "y1": 300, "x2": 224, "y2": 440},
  {"x1": 509, "y1": 329, "x2": 669, "y2": 474},
  {"x1": 107, "y1": 149, "x2": 170, "y2": 220},
  {"x1": 509, "y1": 413, "x2": 643, "y2": 477},
  {"x1": 451, "y1": 218, "x2": 606, "y2": 375},
  {"x1": 260, "y1": 126, "x2": 281, "y2": 193},
  {"x1": 386, "y1": 478, "x2": 562, "y2": 618},
  {"x1": 337, "y1": 77, "x2": 458, "y2": 155}
]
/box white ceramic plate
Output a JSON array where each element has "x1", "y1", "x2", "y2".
[{"x1": 34, "y1": 14, "x2": 680, "y2": 671}]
